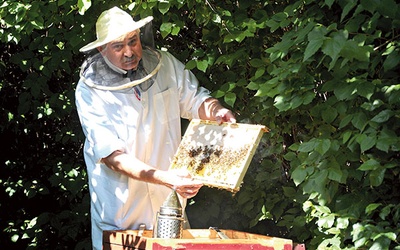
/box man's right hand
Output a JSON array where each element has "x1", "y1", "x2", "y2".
[{"x1": 164, "y1": 170, "x2": 203, "y2": 198}]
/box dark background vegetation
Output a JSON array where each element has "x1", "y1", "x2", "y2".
[{"x1": 1, "y1": 0, "x2": 399, "y2": 249}]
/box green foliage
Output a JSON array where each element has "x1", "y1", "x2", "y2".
[
  {"x1": 1, "y1": 0, "x2": 399, "y2": 249},
  {"x1": 0, "y1": 0, "x2": 90, "y2": 249}
]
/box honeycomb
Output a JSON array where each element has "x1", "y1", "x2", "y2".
[{"x1": 170, "y1": 119, "x2": 268, "y2": 192}]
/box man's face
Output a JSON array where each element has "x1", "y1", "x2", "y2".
[{"x1": 99, "y1": 30, "x2": 143, "y2": 71}]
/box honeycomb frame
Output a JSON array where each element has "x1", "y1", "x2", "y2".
[{"x1": 170, "y1": 119, "x2": 268, "y2": 192}]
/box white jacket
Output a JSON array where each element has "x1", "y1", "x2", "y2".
[{"x1": 75, "y1": 48, "x2": 210, "y2": 249}]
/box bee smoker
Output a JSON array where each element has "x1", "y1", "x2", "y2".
[{"x1": 153, "y1": 189, "x2": 184, "y2": 239}]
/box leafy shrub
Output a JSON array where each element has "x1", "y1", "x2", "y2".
[{"x1": 0, "y1": 0, "x2": 399, "y2": 249}]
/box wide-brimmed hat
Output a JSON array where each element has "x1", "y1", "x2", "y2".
[{"x1": 80, "y1": 6, "x2": 153, "y2": 52}]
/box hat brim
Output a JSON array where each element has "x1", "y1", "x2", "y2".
[{"x1": 80, "y1": 16, "x2": 153, "y2": 52}]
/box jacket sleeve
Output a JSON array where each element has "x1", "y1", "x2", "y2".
[
  {"x1": 75, "y1": 81, "x2": 126, "y2": 162},
  {"x1": 161, "y1": 51, "x2": 211, "y2": 120}
]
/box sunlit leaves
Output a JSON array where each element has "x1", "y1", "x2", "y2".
[
  {"x1": 77, "y1": 0, "x2": 91, "y2": 15},
  {"x1": 352, "y1": 221, "x2": 397, "y2": 250},
  {"x1": 160, "y1": 22, "x2": 181, "y2": 38},
  {"x1": 0, "y1": 2, "x2": 45, "y2": 42}
]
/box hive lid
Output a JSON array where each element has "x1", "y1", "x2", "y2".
[{"x1": 169, "y1": 119, "x2": 268, "y2": 193}]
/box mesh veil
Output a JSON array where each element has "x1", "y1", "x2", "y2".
[{"x1": 79, "y1": 47, "x2": 161, "y2": 92}]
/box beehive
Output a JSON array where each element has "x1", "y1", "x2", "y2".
[
  {"x1": 103, "y1": 229, "x2": 298, "y2": 250},
  {"x1": 170, "y1": 119, "x2": 268, "y2": 192}
]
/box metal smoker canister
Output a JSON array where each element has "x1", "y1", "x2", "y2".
[{"x1": 154, "y1": 189, "x2": 184, "y2": 239}]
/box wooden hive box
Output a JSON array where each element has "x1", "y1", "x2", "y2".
[
  {"x1": 103, "y1": 229, "x2": 299, "y2": 250},
  {"x1": 169, "y1": 119, "x2": 268, "y2": 192}
]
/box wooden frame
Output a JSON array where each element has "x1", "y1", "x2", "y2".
[
  {"x1": 103, "y1": 229, "x2": 295, "y2": 250},
  {"x1": 170, "y1": 119, "x2": 268, "y2": 192}
]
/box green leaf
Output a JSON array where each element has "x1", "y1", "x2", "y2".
[
  {"x1": 376, "y1": 128, "x2": 398, "y2": 152},
  {"x1": 196, "y1": 60, "x2": 208, "y2": 72},
  {"x1": 290, "y1": 96, "x2": 303, "y2": 109},
  {"x1": 77, "y1": 0, "x2": 91, "y2": 15},
  {"x1": 354, "y1": 236, "x2": 368, "y2": 249},
  {"x1": 383, "y1": 50, "x2": 400, "y2": 72},
  {"x1": 356, "y1": 81, "x2": 375, "y2": 100},
  {"x1": 357, "y1": 133, "x2": 376, "y2": 152},
  {"x1": 224, "y1": 92, "x2": 236, "y2": 107},
  {"x1": 370, "y1": 237, "x2": 391, "y2": 250},
  {"x1": 185, "y1": 60, "x2": 196, "y2": 70},
  {"x1": 351, "y1": 112, "x2": 368, "y2": 131},
  {"x1": 336, "y1": 217, "x2": 349, "y2": 229},
  {"x1": 322, "y1": 106, "x2": 338, "y2": 123},
  {"x1": 370, "y1": 167, "x2": 385, "y2": 187},
  {"x1": 342, "y1": 40, "x2": 371, "y2": 63},
  {"x1": 249, "y1": 58, "x2": 264, "y2": 67},
  {"x1": 322, "y1": 31, "x2": 347, "y2": 70},
  {"x1": 361, "y1": 0, "x2": 379, "y2": 13},
  {"x1": 272, "y1": 11, "x2": 288, "y2": 21},
  {"x1": 371, "y1": 110, "x2": 393, "y2": 123},
  {"x1": 254, "y1": 67, "x2": 265, "y2": 79},
  {"x1": 291, "y1": 166, "x2": 308, "y2": 186},
  {"x1": 274, "y1": 95, "x2": 291, "y2": 111},
  {"x1": 339, "y1": 115, "x2": 353, "y2": 129},
  {"x1": 16, "y1": 6, "x2": 27, "y2": 23},
  {"x1": 334, "y1": 82, "x2": 356, "y2": 100},
  {"x1": 303, "y1": 27, "x2": 327, "y2": 62},
  {"x1": 365, "y1": 203, "x2": 381, "y2": 215},
  {"x1": 213, "y1": 90, "x2": 225, "y2": 98},
  {"x1": 158, "y1": 1, "x2": 170, "y2": 15},
  {"x1": 346, "y1": 16, "x2": 366, "y2": 34},
  {"x1": 315, "y1": 139, "x2": 331, "y2": 156},
  {"x1": 11, "y1": 234, "x2": 19, "y2": 242},
  {"x1": 358, "y1": 159, "x2": 380, "y2": 171},
  {"x1": 171, "y1": 25, "x2": 181, "y2": 36},
  {"x1": 340, "y1": 0, "x2": 357, "y2": 22},
  {"x1": 298, "y1": 140, "x2": 317, "y2": 153},
  {"x1": 160, "y1": 22, "x2": 173, "y2": 38},
  {"x1": 377, "y1": 0, "x2": 398, "y2": 18},
  {"x1": 303, "y1": 169, "x2": 328, "y2": 194},
  {"x1": 282, "y1": 186, "x2": 296, "y2": 197},
  {"x1": 315, "y1": 205, "x2": 332, "y2": 215},
  {"x1": 318, "y1": 214, "x2": 335, "y2": 228},
  {"x1": 302, "y1": 91, "x2": 315, "y2": 105},
  {"x1": 265, "y1": 19, "x2": 279, "y2": 32},
  {"x1": 342, "y1": 131, "x2": 352, "y2": 143},
  {"x1": 327, "y1": 161, "x2": 344, "y2": 183},
  {"x1": 379, "y1": 205, "x2": 393, "y2": 220},
  {"x1": 376, "y1": 232, "x2": 397, "y2": 242},
  {"x1": 325, "y1": 0, "x2": 335, "y2": 8},
  {"x1": 246, "y1": 81, "x2": 259, "y2": 90}
]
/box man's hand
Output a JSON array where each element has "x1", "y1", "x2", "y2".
[
  {"x1": 165, "y1": 169, "x2": 203, "y2": 199},
  {"x1": 214, "y1": 107, "x2": 236, "y2": 124},
  {"x1": 199, "y1": 97, "x2": 236, "y2": 124}
]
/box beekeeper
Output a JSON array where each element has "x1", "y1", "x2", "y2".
[{"x1": 75, "y1": 6, "x2": 236, "y2": 249}]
